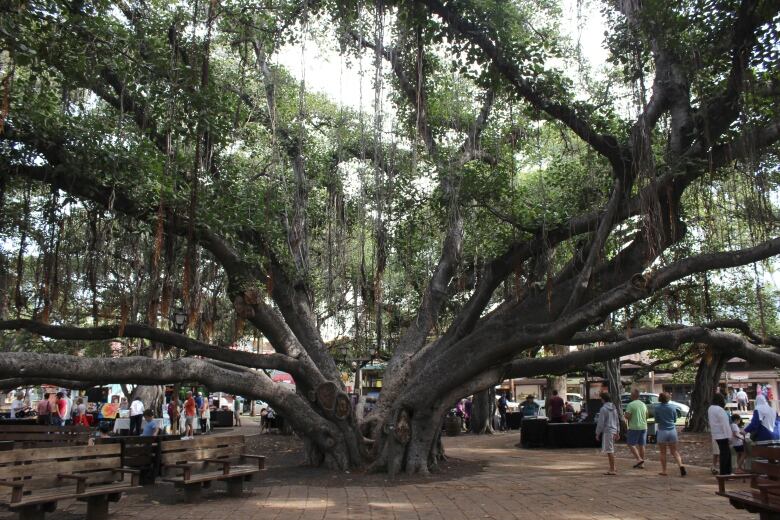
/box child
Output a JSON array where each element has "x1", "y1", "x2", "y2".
[
  {"x1": 731, "y1": 414, "x2": 747, "y2": 472},
  {"x1": 595, "y1": 391, "x2": 620, "y2": 475}
]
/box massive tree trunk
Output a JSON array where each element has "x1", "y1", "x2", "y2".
[
  {"x1": 470, "y1": 387, "x2": 496, "y2": 434},
  {"x1": 686, "y1": 348, "x2": 727, "y2": 432}
]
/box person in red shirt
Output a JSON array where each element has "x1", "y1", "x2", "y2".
[
  {"x1": 53, "y1": 392, "x2": 67, "y2": 427},
  {"x1": 183, "y1": 391, "x2": 197, "y2": 438},
  {"x1": 546, "y1": 390, "x2": 566, "y2": 424}
]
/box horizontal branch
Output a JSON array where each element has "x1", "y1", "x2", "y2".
[
  {"x1": 0, "y1": 320, "x2": 300, "y2": 374},
  {"x1": 0, "y1": 352, "x2": 342, "y2": 452}
]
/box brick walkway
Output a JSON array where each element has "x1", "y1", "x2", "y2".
[{"x1": 0, "y1": 433, "x2": 751, "y2": 519}]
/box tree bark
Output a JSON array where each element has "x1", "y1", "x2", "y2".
[
  {"x1": 686, "y1": 348, "x2": 727, "y2": 432},
  {"x1": 470, "y1": 387, "x2": 495, "y2": 434}
]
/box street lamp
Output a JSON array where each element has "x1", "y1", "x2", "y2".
[{"x1": 170, "y1": 307, "x2": 188, "y2": 334}]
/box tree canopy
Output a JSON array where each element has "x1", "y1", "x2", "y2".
[{"x1": 1, "y1": 0, "x2": 779, "y2": 473}]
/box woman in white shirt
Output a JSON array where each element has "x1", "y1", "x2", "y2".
[{"x1": 708, "y1": 393, "x2": 732, "y2": 475}]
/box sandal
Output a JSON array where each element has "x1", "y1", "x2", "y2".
[
  {"x1": 633, "y1": 460, "x2": 645, "y2": 468},
  {"x1": 603, "y1": 471, "x2": 617, "y2": 475},
  {"x1": 680, "y1": 466, "x2": 687, "y2": 477},
  {"x1": 658, "y1": 472, "x2": 668, "y2": 476}
]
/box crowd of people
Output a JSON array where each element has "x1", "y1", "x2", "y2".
[{"x1": 595, "y1": 389, "x2": 687, "y2": 476}]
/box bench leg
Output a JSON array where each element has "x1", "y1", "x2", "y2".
[
  {"x1": 226, "y1": 477, "x2": 244, "y2": 497},
  {"x1": 183, "y1": 483, "x2": 202, "y2": 503},
  {"x1": 85, "y1": 495, "x2": 110, "y2": 520},
  {"x1": 17, "y1": 505, "x2": 46, "y2": 520}
]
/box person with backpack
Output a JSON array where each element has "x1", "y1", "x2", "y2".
[{"x1": 168, "y1": 395, "x2": 181, "y2": 434}]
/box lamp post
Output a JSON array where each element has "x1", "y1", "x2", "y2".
[{"x1": 170, "y1": 308, "x2": 188, "y2": 334}]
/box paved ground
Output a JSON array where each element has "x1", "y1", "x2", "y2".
[{"x1": 0, "y1": 429, "x2": 752, "y2": 520}]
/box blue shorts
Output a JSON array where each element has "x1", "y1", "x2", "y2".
[
  {"x1": 656, "y1": 429, "x2": 678, "y2": 444},
  {"x1": 627, "y1": 429, "x2": 647, "y2": 446}
]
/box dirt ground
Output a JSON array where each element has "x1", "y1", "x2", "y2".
[{"x1": 244, "y1": 431, "x2": 484, "y2": 487}]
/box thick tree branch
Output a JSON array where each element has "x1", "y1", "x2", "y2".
[
  {"x1": 0, "y1": 319, "x2": 301, "y2": 374},
  {"x1": 417, "y1": 0, "x2": 622, "y2": 166}
]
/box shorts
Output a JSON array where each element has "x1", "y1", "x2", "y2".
[
  {"x1": 185, "y1": 416, "x2": 196, "y2": 428},
  {"x1": 601, "y1": 432, "x2": 616, "y2": 454},
  {"x1": 734, "y1": 445, "x2": 745, "y2": 453},
  {"x1": 656, "y1": 429, "x2": 678, "y2": 444},
  {"x1": 626, "y1": 429, "x2": 647, "y2": 446}
]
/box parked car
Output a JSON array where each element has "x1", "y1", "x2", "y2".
[
  {"x1": 620, "y1": 392, "x2": 690, "y2": 418},
  {"x1": 566, "y1": 393, "x2": 584, "y2": 413}
]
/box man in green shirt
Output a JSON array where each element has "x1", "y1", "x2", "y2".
[{"x1": 624, "y1": 389, "x2": 648, "y2": 468}]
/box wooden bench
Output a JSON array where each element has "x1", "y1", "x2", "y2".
[
  {"x1": 0, "y1": 425, "x2": 90, "y2": 448},
  {"x1": 0, "y1": 444, "x2": 140, "y2": 520},
  {"x1": 159, "y1": 435, "x2": 264, "y2": 502},
  {"x1": 96, "y1": 435, "x2": 181, "y2": 484},
  {"x1": 717, "y1": 444, "x2": 780, "y2": 519}
]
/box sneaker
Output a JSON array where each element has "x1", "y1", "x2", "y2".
[{"x1": 710, "y1": 467, "x2": 718, "y2": 475}]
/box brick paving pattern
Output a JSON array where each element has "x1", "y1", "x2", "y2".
[{"x1": 0, "y1": 432, "x2": 752, "y2": 519}]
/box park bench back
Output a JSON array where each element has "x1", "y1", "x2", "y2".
[
  {"x1": 160, "y1": 435, "x2": 248, "y2": 466},
  {"x1": 96, "y1": 434, "x2": 181, "y2": 484},
  {"x1": 717, "y1": 443, "x2": 780, "y2": 516},
  {"x1": 0, "y1": 424, "x2": 90, "y2": 447},
  {"x1": 0, "y1": 444, "x2": 122, "y2": 502}
]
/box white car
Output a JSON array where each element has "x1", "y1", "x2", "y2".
[{"x1": 566, "y1": 393, "x2": 584, "y2": 413}]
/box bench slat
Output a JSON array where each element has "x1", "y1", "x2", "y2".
[
  {"x1": 0, "y1": 425, "x2": 89, "y2": 433},
  {"x1": 161, "y1": 445, "x2": 245, "y2": 465},
  {"x1": 0, "y1": 456, "x2": 121, "y2": 480},
  {"x1": 0, "y1": 444, "x2": 119, "y2": 464},
  {"x1": 160, "y1": 435, "x2": 245, "y2": 451}
]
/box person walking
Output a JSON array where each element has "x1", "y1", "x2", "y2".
[
  {"x1": 736, "y1": 388, "x2": 749, "y2": 411},
  {"x1": 709, "y1": 392, "x2": 733, "y2": 475},
  {"x1": 62, "y1": 391, "x2": 73, "y2": 426},
  {"x1": 744, "y1": 394, "x2": 780, "y2": 442},
  {"x1": 233, "y1": 395, "x2": 242, "y2": 427},
  {"x1": 624, "y1": 389, "x2": 648, "y2": 469},
  {"x1": 497, "y1": 393, "x2": 509, "y2": 431},
  {"x1": 200, "y1": 395, "x2": 210, "y2": 434},
  {"x1": 546, "y1": 390, "x2": 565, "y2": 424},
  {"x1": 184, "y1": 391, "x2": 197, "y2": 438},
  {"x1": 73, "y1": 398, "x2": 90, "y2": 427},
  {"x1": 129, "y1": 396, "x2": 145, "y2": 435},
  {"x1": 168, "y1": 395, "x2": 181, "y2": 435},
  {"x1": 36, "y1": 393, "x2": 52, "y2": 425},
  {"x1": 655, "y1": 392, "x2": 686, "y2": 477},
  {"x1": 595, "y1": 391, "x2": 620, "y2": 475}
]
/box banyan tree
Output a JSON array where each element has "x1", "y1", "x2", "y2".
[{"x1": 1, "y1": 0, "x2": 780, "y2": 473}]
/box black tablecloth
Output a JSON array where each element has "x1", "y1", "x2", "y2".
[
  {"x1": 210, "y1": 410, "x2": 234, "y2": 428},
  {"x1": 520, "y1": 420, "x2": 599, "y2": 449},
  {"x1": 520, "y1": 418, "x2": 548, "y2": 448},
  {"x1": 546, "y1": 422, "x2": 600, "y2": 448},
  {"x1": 506, "y1": 412, "x2": 525, "y2": 430}
]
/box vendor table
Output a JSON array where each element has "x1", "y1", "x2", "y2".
[
  {"x1": 545, "y1": 422, "x2": 600, "y2": 448},
  {"x1": 520, "y1": 417, "x2": 548, "y2": 448},
  {"x1": 506, "y1": 412, "x2": 524, "y2": 430},
  {"x1": 521, "y1": 419, "x2": 600, "y2": 449},
  {"x1": 210, "y1": 410, "x2": 234, "y2": 428}
]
